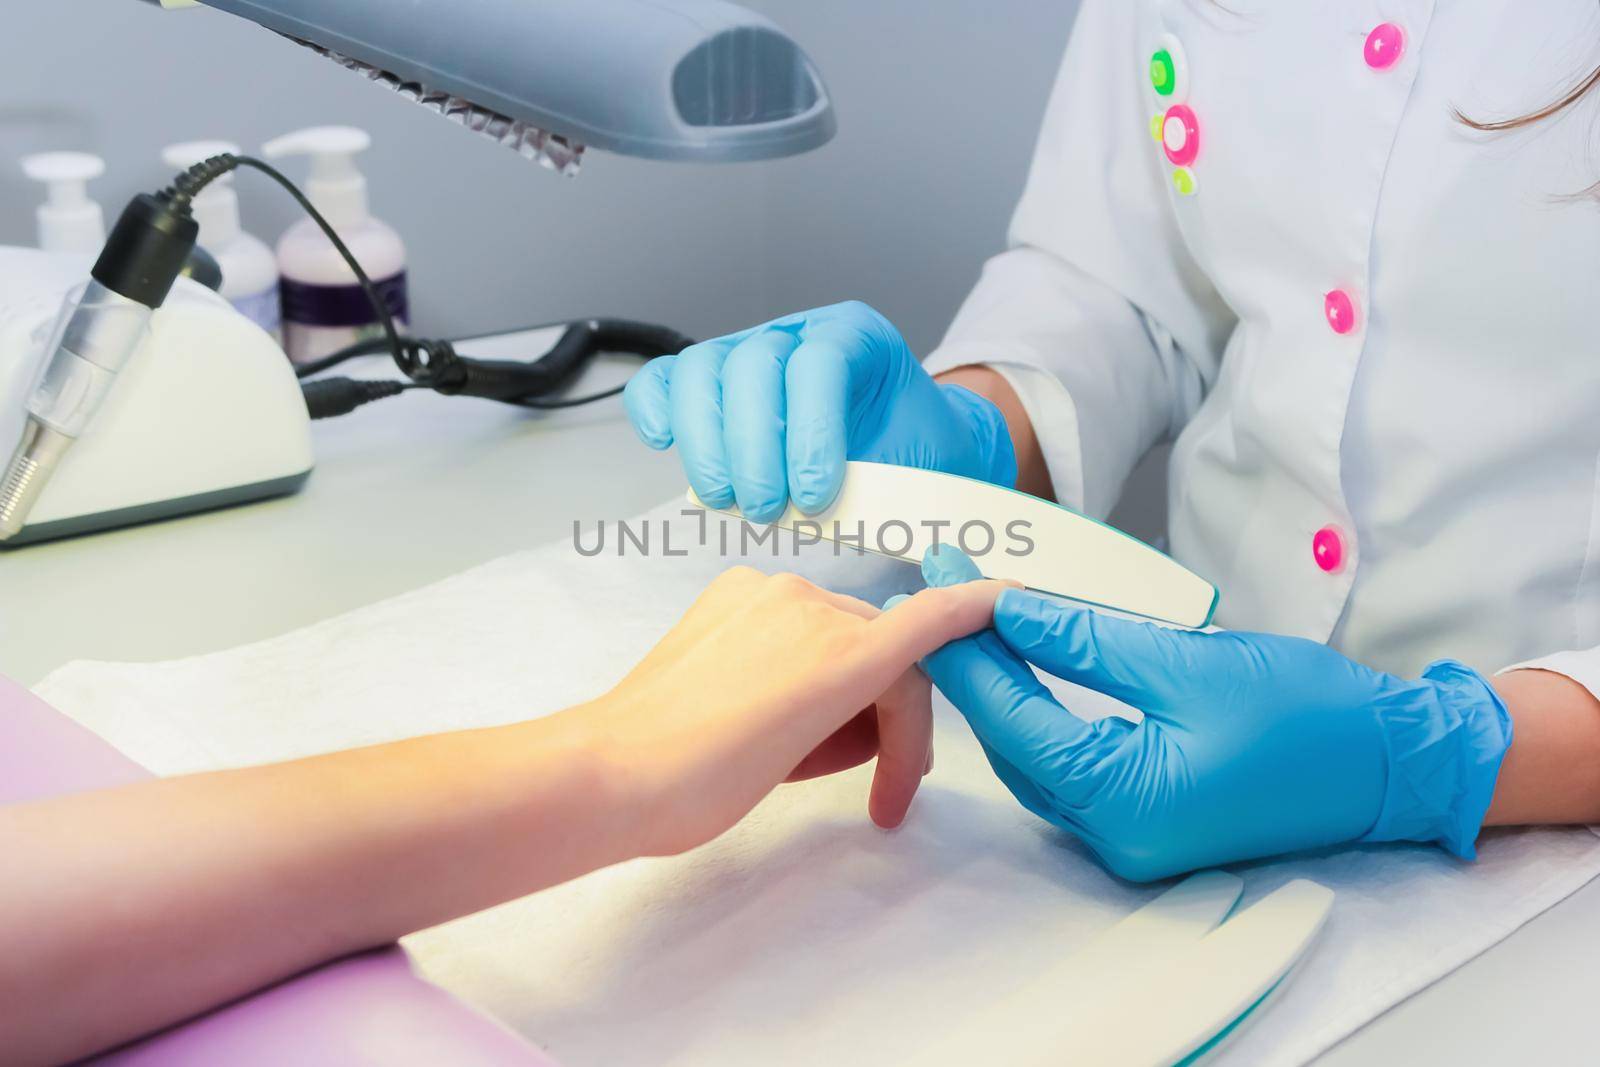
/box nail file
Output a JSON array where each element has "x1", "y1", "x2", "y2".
[
  {"x1": 1173, "y1": 970, "x2": 1290, "y2": 1066},
  {"x1": 688, "y1": 461, "x2": 1219, "y2": 627},
  {"x1": 922, "y1": 872, "x2": 1243, "y2": 1065},
  {"x1": 1062, "y1": 879, "x2": 1335, "y2": 1067}
]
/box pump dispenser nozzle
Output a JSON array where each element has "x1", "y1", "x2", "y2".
[
  {"x1": 260, "y1": 126, "x2": 372, "y2": 229},
  {"x1": 21, "y1": 152, "x2": 107, "y2": 255}
]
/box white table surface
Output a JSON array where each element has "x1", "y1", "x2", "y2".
[
  {"x1": 2, "y1": 326, "x2": 1592, "y2": 1065},
  {"x1": 0, "y1": 327, "x2": 680, "y2": 686}
]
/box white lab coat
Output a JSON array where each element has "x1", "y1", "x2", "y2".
[{"x1": 925, "y1": 0, "x2": 1600, "y2": 689}]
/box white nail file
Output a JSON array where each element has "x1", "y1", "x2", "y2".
[
  {"x1": 688, "y1": 461, "x2": 1218, "y2": 627},
  {"x1": 922, "y1": 876, "x2": 1331, "y2": 1067},
  {"x1": 1060, "y1": 879, "x2": 1335, "y2": 1067},
  {"x1": 921, "y1": 872, "x2": 1244, "y2": 1065}
]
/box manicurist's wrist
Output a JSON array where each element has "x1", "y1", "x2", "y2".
[
  {"x1": 1482, "y1": 668, "x2": 1600, "y2": 826},
  {"x1": 938, "y1": 381, "x2": 1019, "y2": 489},
  {"x1": 1361, "y1": 660, "x2": 1513, "y2": 858},
  {"x1": 935, "y1": 364, "x2": 1054, "y2": 497}
]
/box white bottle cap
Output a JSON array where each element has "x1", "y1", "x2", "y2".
[
  {"x1": 260, "y1": 126, "x2": 372, "y2": 230},
  {"x1": 21, "y1": 151, "x2": 106, "y2": 255},
  {"x1": 161, "y1": 139, "x2": 243, "y2": 243}
]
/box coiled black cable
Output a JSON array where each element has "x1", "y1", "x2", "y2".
[
  {"x1": 293, "y1": 318, "x2": 694, "y2": 412},
  {"x1": 164, "y1": 155, "x2": 694, "y2": 418}
]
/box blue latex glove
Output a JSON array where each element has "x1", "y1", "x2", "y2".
[
  {"x1": 907, "y1": 547, "x2": 1514, "y2": 882},
  {"x1": 623, "y1": 301, "x2": 1017, "y2": 521}
]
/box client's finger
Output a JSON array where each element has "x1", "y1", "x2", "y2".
[
  {"x1": 787, "y1": 708, "x2": 880, "y2": 782},
  {"x1": 867, "y1": 669, "x2": 935, "y2": 829},
  {"x1": 863, "y1": 579, "x2": 1014, "y2": 671}
]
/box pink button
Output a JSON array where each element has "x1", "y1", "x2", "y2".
[
  {"x1": 1161, "y1": 105, "x2": 1200, "y2": 167},
  {"x1": 1364, "y1": 23, "x2": 1405, "y2": 70},
  {"x1": 1324, "y1": 289, "x2": 1359, "y2": 335},
  {"x1": 1313, "y1": 525, "x2": 1346, "y2": 574}
]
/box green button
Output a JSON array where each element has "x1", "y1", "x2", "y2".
[
  {"x1": 1150, "y1": 50, "x2": 1175, "y2": 95},
  {"x1": 1172, "y1": 167, "x2": 1197, "y2": 196}
]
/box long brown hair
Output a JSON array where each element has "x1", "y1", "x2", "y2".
[
  {"x1": 1454, "y1": 63, "x2": 1600, "y2": 133},
  {"x1": 1455, "y1": 63, "x2": 1600, "y2": 199}
]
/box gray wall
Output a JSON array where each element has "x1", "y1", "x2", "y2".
[{"x1": 0, "y1": 0, "x2": 1167, "y2": 537}]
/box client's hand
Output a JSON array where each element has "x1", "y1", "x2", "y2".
[
  {"x1": 2, "y1": 565, "x2": 1006, "y2": 1066},
  {"x1": 581, "y1": 566, "x2": 1012, "y2": 856}
]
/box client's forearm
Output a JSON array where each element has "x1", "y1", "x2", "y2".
[
  {"x1": 0, "y1": 711, "x2": 630, "y2": 1067},
  {"x1": 1484, "y1": 669, "x2": 1600, "y2": 825},
  {"x1": 936, "y1": 365, "x2": 1055, "y2": 500}
]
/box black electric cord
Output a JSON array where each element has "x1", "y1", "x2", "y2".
[
  {"x1": 511, "y1": 382, "x2": 628, "y2": 410},
  {"x1": 293, "y1": 334, "x2": 409, "y2": 378},
  {"x1": 170, "y1": 154, "x2": 412, "y2": 374},
  {"x1": 292, "y1": 317, "x2": 692, "y2": 414},
  {"x1": 163, "y1": 154, "x2": 694, "y2": 419},
  {"x1": 297, "y1": 377, "x2": 418, "y2": 419}
]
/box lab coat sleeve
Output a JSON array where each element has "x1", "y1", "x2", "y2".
[
  {"x1": 922, "y1": 0, "x2": 1235, "y2": 518},
  {"x1": 1499, "y1": 649, "x2": 1600, "y2": 710}
]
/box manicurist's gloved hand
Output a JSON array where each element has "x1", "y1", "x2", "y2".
[
  {"x1": 624, "y1": 301, "x2": 1017, "y2": 521},
  {"x1": 911, "y1": 548, "x2": 1515, "y2": 882}
]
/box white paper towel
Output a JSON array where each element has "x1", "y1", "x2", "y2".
[{"x1": 36, "y1": 500, "x2": 1600, "y2": 1066}]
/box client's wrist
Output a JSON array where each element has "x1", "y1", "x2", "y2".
[{"x1": 521, "y1": 705, "x2": 654, "y2": 865}]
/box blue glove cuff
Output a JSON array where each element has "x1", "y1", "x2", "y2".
[
  {"x1": 1360, "y1": 660, "x2": 1514, "y2": 859},
  {"x1": 938, "y1": 383, "x2": 1019, "y2": 490}
]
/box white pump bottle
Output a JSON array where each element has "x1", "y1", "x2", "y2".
[
  {"x1": 20, "y1": 152, "x2": 107, "y2": 255},
  {"x1": 261, "y1": 125, "x2": 408, "y2": 365},
  {"x1": 161, "y1": 139, "x2": 282, "y2": 341}
]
